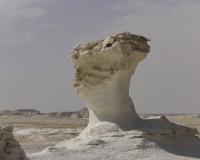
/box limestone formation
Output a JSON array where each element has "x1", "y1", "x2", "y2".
[
  {"x1": 29, "y1": 32, "x2": 200, "y2": 160},
  {"x1": 69, "y1": 32, "x2": 199, "y2": 136},
  {"x1": 0, "y1": 124, "x2": 27, "y2": 160}
]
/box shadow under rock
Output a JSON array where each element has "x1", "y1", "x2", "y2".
[
  {"x1": 143, "y1": 134, "x2": 200, "y2": 158},
  {"x1": 130, "y1": 116, "x2": 200, "y2": 158}
]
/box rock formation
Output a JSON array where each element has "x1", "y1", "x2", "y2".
[
  {"x1": 29, "y1": 32, "x2": 200, "y2": 160},
  {"x1": 48, "y1": 107, "x2": 89, "y2": 118},
  {"x1": 0, "y1": 109, "x2": 41, "y2": 116},
  {"x1": 0, "y1": 108, "x2": 89, "y2": 118},
  {"x1": 0, "y1": 124, "x2": 27, "y2": 160},
  {"x1": 74, "y1": 107, "x2": 89, "y2": 118},
  {"x1": 69, "y1": 32, "x2": 198, "y2": 136}
]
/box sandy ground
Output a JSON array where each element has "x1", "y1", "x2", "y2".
[
  {"x1": 167, "y1": 115, "x2": 200, "y2": 139},
  {"x1": 0, "y1": 114, "x2": 199, "y2": 155},
  {"x1": 0, "y1": 115, "x2": 88, "y2": 154}
]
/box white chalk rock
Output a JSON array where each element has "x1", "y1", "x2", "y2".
[
  {"x1": 29, "y1": 32, "x2": 200, "y2": 160},
  {"x1": 0, "y1": 124, "x2": 27, "y2": 160},
  {"x1": 70, "y1": 32, "x2": 150, "y2": 131},
  {"x1": 69, "y1": 32, "x2": 198, "y2": 137}
]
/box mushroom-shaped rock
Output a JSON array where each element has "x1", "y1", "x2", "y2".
[
  {"x1": 70, "y1": 32, "x2": 198, "y2": 137},
  {"x1": 28, "y1": 32, "x2": 200, "y2": 160},
  {"x1": 70, "y1": 32, "x2": 149, "y2": 130}
]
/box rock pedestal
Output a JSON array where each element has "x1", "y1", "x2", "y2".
[
  {"x1": 70, "y1": 32, "x2": 149, "y2": 130},
  {"x1": 69, "y1": 32, "x2": 198, "y2": 137},
  {"x1": 0, "y1": 124, "x2": 27, "y2": 160},
  {"x1": 29, "y1": 32, "x2": 200, "y2": 160}
]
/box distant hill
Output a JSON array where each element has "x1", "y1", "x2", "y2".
[
  {"x1": 0, "y1": 109, "x2": 41, "y2": 116},
  {"x1": 48, "y1": 107, "x2": 89, "y2": 119},
  {"x1": 0, "y1": 107, "x2": 89, "y2": 119}
]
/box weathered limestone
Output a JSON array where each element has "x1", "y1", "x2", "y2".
[
  {"x1": 0, "y1": 124, "x2": 27, "y2": 160},
  {"x1": 70, "y1": 32, "x2": 149, "y2": 129},
  {"x1": 70, "y1": 32, "x2": 199, "y2": 137},
  {"x1": 29, "y1": 32, "x2": 200, "y2": 160}
]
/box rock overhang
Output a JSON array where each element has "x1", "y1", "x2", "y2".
[{"x1": 69, "y1": 32, "x2": 151, "y2": 92}]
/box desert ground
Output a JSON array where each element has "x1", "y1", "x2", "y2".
[
  {"x1": 0, "y1": 114, "x2": 88, "y2": 155},
  {"x1": 0, "y1": 113, "x2": 199, "y2": 155}
]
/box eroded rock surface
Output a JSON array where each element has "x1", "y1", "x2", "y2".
[
  {"x1": 70, "y1": 32, "x2": 150, "y2": 91},
  {"x1": 29, "y1": 126, "x2": 200, "y2": 160},
  {"x1": 70, "y1": 32, "x2": 150, "y2": 130},
  {"x1": 0, "y1": 124, "x2": 27, "y2": 160},
  {"x1": 29, "y1": 32, "x2": 200, "y2": 160},
  {"x1": 69, "y1": 32, "x2": 199, "y2": 136}
]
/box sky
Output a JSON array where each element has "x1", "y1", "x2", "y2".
[{"x1": 0, "y1": 0, "x2": 200, "y2": 113}]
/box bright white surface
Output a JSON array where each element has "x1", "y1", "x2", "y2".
[{"x1": 29, "y1": 123, "x2": 200, "y2": 160}]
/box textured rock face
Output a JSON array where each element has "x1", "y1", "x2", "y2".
[
  {"x1": 70, "y1": 32, "x2": 150, "y2": 91},
  {"x1": 70, "y1": 32, "x2": 150, "y2": 129},
  {"x1": 29, "y1": 32, "x2": 200, "y2": 160},
  {"x1": 0, "y1": 124, "x2": 27, "y2": 160},
  {"x1": 70, "y1": 32, "x2": 199, "y2": 136}
]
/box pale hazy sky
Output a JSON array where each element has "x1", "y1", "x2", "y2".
[{"x1": 0, "y1": 0, "x2": 200, "y2": 113}]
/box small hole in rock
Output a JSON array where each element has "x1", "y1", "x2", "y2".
[{"x1": 106, "y1": 43, "x2": 112, "y2": 47}]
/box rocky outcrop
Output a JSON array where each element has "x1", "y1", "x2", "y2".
[
  {"x1": 0, "y1": 124, "x2": 27, "y2": 160},
  {"x1": 70, "y1": 32, "x2": 150, "y2": 130},
  {"x1": 0, "y1": 109, "x2": 41, "y2": 116},
  {"x1": 70, "y1": 32, "x2": 198, "y2": 136},
  {"x1": 69, "y1": 31, "x2": 198, "y2": 136},
  {"x1": 29, "y1": 32, "x2": 200, "y2": 160},
  {"x1": 0, "y1": 108, "x2": 89, "y2": 118},
  {"x1": 47, "y1": 108, "x2": 89, "y2": 118},
  {"x1": 73, "y1": 107, "x2": 89, "y2": 118}
]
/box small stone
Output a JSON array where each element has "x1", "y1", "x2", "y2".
[{"x1": 87, "y1": 139, "x2": 105, "y2": 145}]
